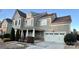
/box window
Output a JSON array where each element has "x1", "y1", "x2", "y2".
[
  {"x1": 26, "y1": 21, "x2": 27, "y2": 24},
  {"x1": 54, "y1": 33, "x2": 58, "y2": 35},
  {"x1": 45, "y1": 33, "x2": 49, "y2": 35},
  {"x1": 25, "y1": 21, "x2": 27, "y2": 26},
  {"x1": 40, "y1": 19, "x2": 47, "y2": 26},
  {"x1": 19, "y1": 20, "x2": 20, "y2": 25},
  {"x1": 60, "y1": 33, "x2": 64, "y2": 35},
  {"x1": 27, "y1": 20, "x2": 32, "y2": 26},
  {"x1": 15, "y1": 21, "x2": 17, "y2": 25},
  {"x1": 50, "y1": 33, "x2": 53, "y2": 35}
]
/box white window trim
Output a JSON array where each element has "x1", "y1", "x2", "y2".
[{"x1": 40, "y1": 19, "x2": 47, "y2": 26}]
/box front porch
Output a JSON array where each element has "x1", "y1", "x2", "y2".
[{"x1": 15, "y1": 28, "x2": 44, "y2": 41}]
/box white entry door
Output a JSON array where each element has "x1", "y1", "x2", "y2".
[{"x1": 44, "y1": 32, "x2": 66, "y2": 43}]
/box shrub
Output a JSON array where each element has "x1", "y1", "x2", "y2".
[
  {"x1": 3, "y1": 38, "x2": 11, "y2": 42},
  {"x1": 0, "y1": 35, "x2": 4, "y2": 39},
  {"x1": 77, "y1": 34, "x2": 79, "y2": 41},
  {"x1": 26, "y1": 36, "x2": 34, "y2": 44},
  {"x1": 64, "y1": 33, "x2": 77, "y2": 45},
  {"x1": 10, "y1": 28, "x2": 15, "y2": 41},
  {"x1": 2, "y1": 33, "x2": 11, "y2": 42},
  {"x1": 15, "y1": 29, "x2": 20, "y2": 41},
  {"x1": 3, "y1": 33, "x2": 10, "y2": 38}
]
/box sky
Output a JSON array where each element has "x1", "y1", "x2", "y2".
[{"x1": 0, "y1": 9, "x2": 78, "y2": 31}]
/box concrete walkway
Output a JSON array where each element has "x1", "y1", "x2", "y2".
[
  {"x1": 0, "y1": 39, "x2": 78, "y2": 49},
  {"x1": 0, "y1": 41, "x2": 27, "y2": 49},
  {"x1": 26, "y1": 41, "x2": 79, "y2": 49}
]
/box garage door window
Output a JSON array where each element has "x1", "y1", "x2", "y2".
[
  {"x1": 54, "y1": 33, "x2": 58, "y2": 35},
  {"x1": 50, "y1": 33, "x2": 53, "y2": 35},
  {"x1": 45, "y1": 33, "x2": 49, "y2": 35},
  {"x1": 60, "y1": 33, "x2": 64, "y2": 35}
]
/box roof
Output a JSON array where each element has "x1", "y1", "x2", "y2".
[
  {"x1": 27, "y1": 12, "x2": 47, "y2": 18},
  {"x1": 45, "y1": 13, "x2": 56, "y2": 16},
  {"x1": 30, "y1": 12, "x2": 40, "y2": 16},
  {"x1": 52, "y1": 16, "x2": 72, "y2": 24},
  {"x1": 40, "y1": 13, "x2": 57, "y2": 18},
  {"x1": 5, "y1": 18, "x2": 12, "y2": 23},
  {"x1": 2, "y1": 18, "x2": 12, "y2": 24},
  {"x1": 16, "y1": 9, "x2": 26, "y2": 18}
]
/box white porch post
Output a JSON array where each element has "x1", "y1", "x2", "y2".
[
  {"x1": 32, "y1": 28, "x2": 35, "y2": 37},
  {"x1": 21, "y1": 30, "x2": 23, "y2": 38},
  {"x1": 15, "y1": 29, "x2": 17, "y2": 35},
  {"x1": 26, "y1": 29, "x2": 28, "y2": 37}
]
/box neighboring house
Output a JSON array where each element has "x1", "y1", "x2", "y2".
[
  {"x1": 1, "y1": 18, "x2": 12, "y2": 34},
  {"x1": 0, "y1": 21, "x2": 2, "y2": 35},
  {"x1": 12, "y1": 9, "x2": 72, "y2": 42}
]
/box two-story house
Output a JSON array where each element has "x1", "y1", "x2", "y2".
[{"x1": 12, "y1": 9, "x2": 72, "y2": 42}]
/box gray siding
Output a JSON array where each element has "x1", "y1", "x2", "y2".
[{"x1": 49, "y1": 24, "x2": 71, "y2": 33}]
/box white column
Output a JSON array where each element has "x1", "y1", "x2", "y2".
[
  {"x1": 15, "y1": 29, "x2": 17, "y2": 35},
  {"x1": 26, "y1": 29, "x2": 28, "y2": 37},
  {"x1": 21, "y1": 30, "x2": 23, "y2": 37},
  {"x1": 32, "y1": 28, "x2": 35, "y2": 37}
]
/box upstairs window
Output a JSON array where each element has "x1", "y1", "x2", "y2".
[
  {"x1": 24, "y1": 20, "x2": 27, "y2": 27},
  {"x1": 26, "y1": 21, "x2": 27, "y2": 24},
  {"x1": 15, "y1": 20, "x2": 17, "y2": 25},
  {"x1": 40, "y1": 19, "x2": 47, "y2": 26},
  {"x1": 45, "y1": 33, "x2": 49, "y2": 35},
  {"x1": 19, "y1": 20, "x2": 21, "y2": 25}
]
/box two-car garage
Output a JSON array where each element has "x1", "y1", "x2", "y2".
[{"x1": 44, "y1": 32, "x2": 66, "y2": 43}]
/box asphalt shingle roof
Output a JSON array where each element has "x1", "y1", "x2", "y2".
[
  {"x1": 17, "y1": 9, "x2": 26, "y2": 18},
  {"x1": 5, "y1": 18, "x2": 12, "y2": 23},
  {"x1": 52, "y1": 16, "x2": 72, "y2": 24}
]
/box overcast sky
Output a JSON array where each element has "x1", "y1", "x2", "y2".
[{"x1": 0, "y1": 9, "x2": 78, "y2": 31}]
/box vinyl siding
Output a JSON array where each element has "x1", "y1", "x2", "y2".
[
  {"x1": 49, "y1": 24, "x2": 71, "y2": 33},
  {"x1": 13, "y1": 11, "x2": 23, "y2": 29}
]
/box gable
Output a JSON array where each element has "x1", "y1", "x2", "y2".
[
  {"x1": 2, "y1": 20, "x2": 8, "y2": 27},
  {"x1": 17, "y1": 9, "x2": 26, "y2": 18},
  {"x1": 12, "y1": 10, "x2": 21, "y2": 20}
]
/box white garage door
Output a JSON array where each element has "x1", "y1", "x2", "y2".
[{"x1": 44, "y1": 32, "x2": 66, "y2": 43}]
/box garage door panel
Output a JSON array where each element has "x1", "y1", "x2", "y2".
[
  {"x1": 44, "y1": 35, "x2": 54, "y2": 41},
  {"x1": 59, "y1": 35, "x2": 65, "y2": 43},
  {"x1": 44, "y1": 32, "x2": 66, "y2": 43},
  {"x1": 53, "y1": 35, "x2": 60, "y2": 42}
]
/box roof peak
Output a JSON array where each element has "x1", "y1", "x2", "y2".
[
  {"x1": 1, "y1": 18, "x2": 12, "y2": 23},
  {"x1": 16, "y1": 9, "x2": 26, "y2": 18}
]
